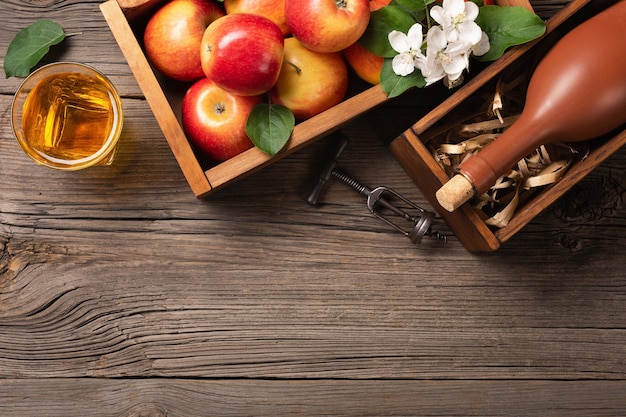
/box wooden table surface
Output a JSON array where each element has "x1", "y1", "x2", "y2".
[{"x1": 2, "y1": 0, "x2": 625, "y2": 415}]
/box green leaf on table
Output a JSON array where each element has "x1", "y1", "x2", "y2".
[
  {"x1": 4, "y1": 20, "x2": 67, "y2": 78},
  {"x1": 475, "y1": 5, "x2": 546, "y2": 62},
  {"x1": 359, "y1": 6, "x2": 417, "y2": 58},
  {"x1": 380, "y1": 58, "x2": 425, "y2": 98},
  {"x1": 246, "y1": 104, "x2": 295, "y2": 157}
]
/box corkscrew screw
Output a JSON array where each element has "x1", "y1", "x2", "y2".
[{"x1": 306, "y1": 134, "x2": 447, "y2": 244}]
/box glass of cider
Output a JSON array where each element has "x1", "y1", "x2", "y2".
[{"x1": 11, "y1": 62, "x2": 123, "y2": 170}]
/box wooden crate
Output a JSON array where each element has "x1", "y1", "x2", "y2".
[
  {"x1": 99, "y1": 0, "x2": 389, "y2": 198},
  {"x1": 389, "y1": 0, "x2": 626, "y2": 252}
]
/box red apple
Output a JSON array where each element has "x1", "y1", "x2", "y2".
[
  {"x1": 223, "y1": 0, "x2": 290, "y2": 36},
  {"x1": 144, "y1": 0, "x2": 224, "y2": 82},
  {"x1": 269, "y1": 37, "x2": 348, "y2": 120},
  {"x1": 200, "y1": 13, "x2": 284, "y2": 96},
  {"x1": 343, "y1": 41, "x2": 383, "y2": 85},
  {"x1": 341, "y1": 0, "x2": 391, "y2": 85},
  {"x1": 285, "y1": 0, "x2": 370, "y2": 53},
  {"x1": 182, "y1": 78, "x2": 262, "y2": 161}
]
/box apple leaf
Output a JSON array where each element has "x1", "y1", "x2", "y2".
[
  {"x1": 246, "y1": 103, "x2": 295, "y2": 157},
  {"x1": 380, "y1": 58, "x2": 425, "y2": 98},
  {"x1": 4, "y1": 20, "x2": 68, "y2": 78},
  {"x1": 475, "y1": 5, "x2": 546, "y2": 62},
  {"x1": 359, "y1": 6, "x2": 416, "y2": 58},
  {"x1": 391, "y1": 0, "x2": 433, "y2": 21}
]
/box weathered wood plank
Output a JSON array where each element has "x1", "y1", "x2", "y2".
[
  {"x1": 0, "y1": 379, "x2": 626, "y2": 417},
  {"x1": 2, "y1": 212, "x2": 626, "y2": 380},
  {"x1": 1, "y1": 379, "x2": 626, "y2": 417}
]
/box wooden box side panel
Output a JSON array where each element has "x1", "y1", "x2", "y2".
[
  {"x1": 390, "y1": 131, "x2": 501, "y2": 252},
  {"x1": 496, "y1": 128, "x2": 626, "y2": 243},
  {"x1": 99, "y1": 0, "x2": 213, "y2": 198},
  {"x1": 206, "y1": 85, "x2": 389, "y2": 191}
]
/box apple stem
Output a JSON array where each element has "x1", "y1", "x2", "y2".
[{"x1": 286, "y1": 60, "x2": 301, "y2": 75}]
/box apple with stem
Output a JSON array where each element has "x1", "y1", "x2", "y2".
[
  {"x1": 144, "y1": 0, "x2": 224, "y2": 82},
  {"x1": 223, "y1": 0, "x2": 290, "y2": 36},
  {"x1": 269, "y1": 37, "x2": 348, "y2": 120},
  {"x1": 201, "y1": 13, "x2": 284, "y2": 96},
  {"x1": 285, "y1": 0, "x2": 370, "y2": 53},
  {"x1": 182, "y1": 78, "x2": 261, "y2": 162}
]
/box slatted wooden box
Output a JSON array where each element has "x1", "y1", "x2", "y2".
[
  {"x1": 99, "y1": 0, "x2": 391, "y2": 198},
  {"x1": 389, "y1": 0, "x2": 626, "y2": 252}
]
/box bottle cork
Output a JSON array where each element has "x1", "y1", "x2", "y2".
[{"x1": 436, "y1": 175, "x2": 474, "y2": 212}]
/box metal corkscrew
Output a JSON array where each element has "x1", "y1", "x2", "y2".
[{"x1": 306, "y1": 134, "x2": 447, "y2": 244}]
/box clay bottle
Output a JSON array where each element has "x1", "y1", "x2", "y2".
[{"x1": 436, "y1": 0, "x2": 626, "y2": 212}]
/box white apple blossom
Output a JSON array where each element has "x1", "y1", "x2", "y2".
[
  {"x1": 388, "y1": 23, "x2": 426, "y2": 76},
  {"x1": 472, "y1": 31, "x2": 491, "y2": 57},
  {"x1": 375, "y1": 0, "x2": 544, "y2": 95},
  {"x1": 421, "y1": 25, "x2": 469, "y2": 86},
  {"x1": 386, "y1": 1, "x2": 492, "y2": 88},
  {"x1": 430, "y1": 0, "x2": 483, "y2": 46}
]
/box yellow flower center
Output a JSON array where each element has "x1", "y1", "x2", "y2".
[{"x1": 452, "y1": 13, "x2": 466, "y2": 27}]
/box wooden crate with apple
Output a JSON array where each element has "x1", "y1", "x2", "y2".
[
  {"x1": 100, "y1": 0, "x2": 390, "y2": 198},
  {"x1": 388, "y1": 0, "x2": 626, "y2": 252}
]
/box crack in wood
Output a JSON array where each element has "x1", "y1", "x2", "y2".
[{"x1": 552, "y1": 172, "x2": 625, "y2": 223}]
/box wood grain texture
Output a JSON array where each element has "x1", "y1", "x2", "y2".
[
  {"x1": 1, "y1": 379, "x2": 626, "y2": 416},
  {"x1": 2, "y1": 0, "x2": 626, "y2": 415}
]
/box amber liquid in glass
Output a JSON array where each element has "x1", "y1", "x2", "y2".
[{"x1": 21, "y1": 71, "x2": 119, "y2": 163}]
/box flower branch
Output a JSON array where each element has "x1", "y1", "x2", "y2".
[{"x1": 360, "y1": 0, "x2": 546, "y2": 97}]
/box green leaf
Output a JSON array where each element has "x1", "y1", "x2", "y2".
[
  {"x1": 380, "y1": 58, "x2": 425, "y2": 98},
  {"x1": 391, "y1": 0, "x2": 433, "y2": 20},
  {"x1": 359, "y1": 6, "x2": 417, "y2": 58},
  {"x1": 246, "y1": 103, "x2": 295, "y2": 157},
  {"x1": 475, "y1": 6, "x2": 546, "y2": 62},
  {"x1": 4, "y1": 20, "x2": 67, "y2": 78}
]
